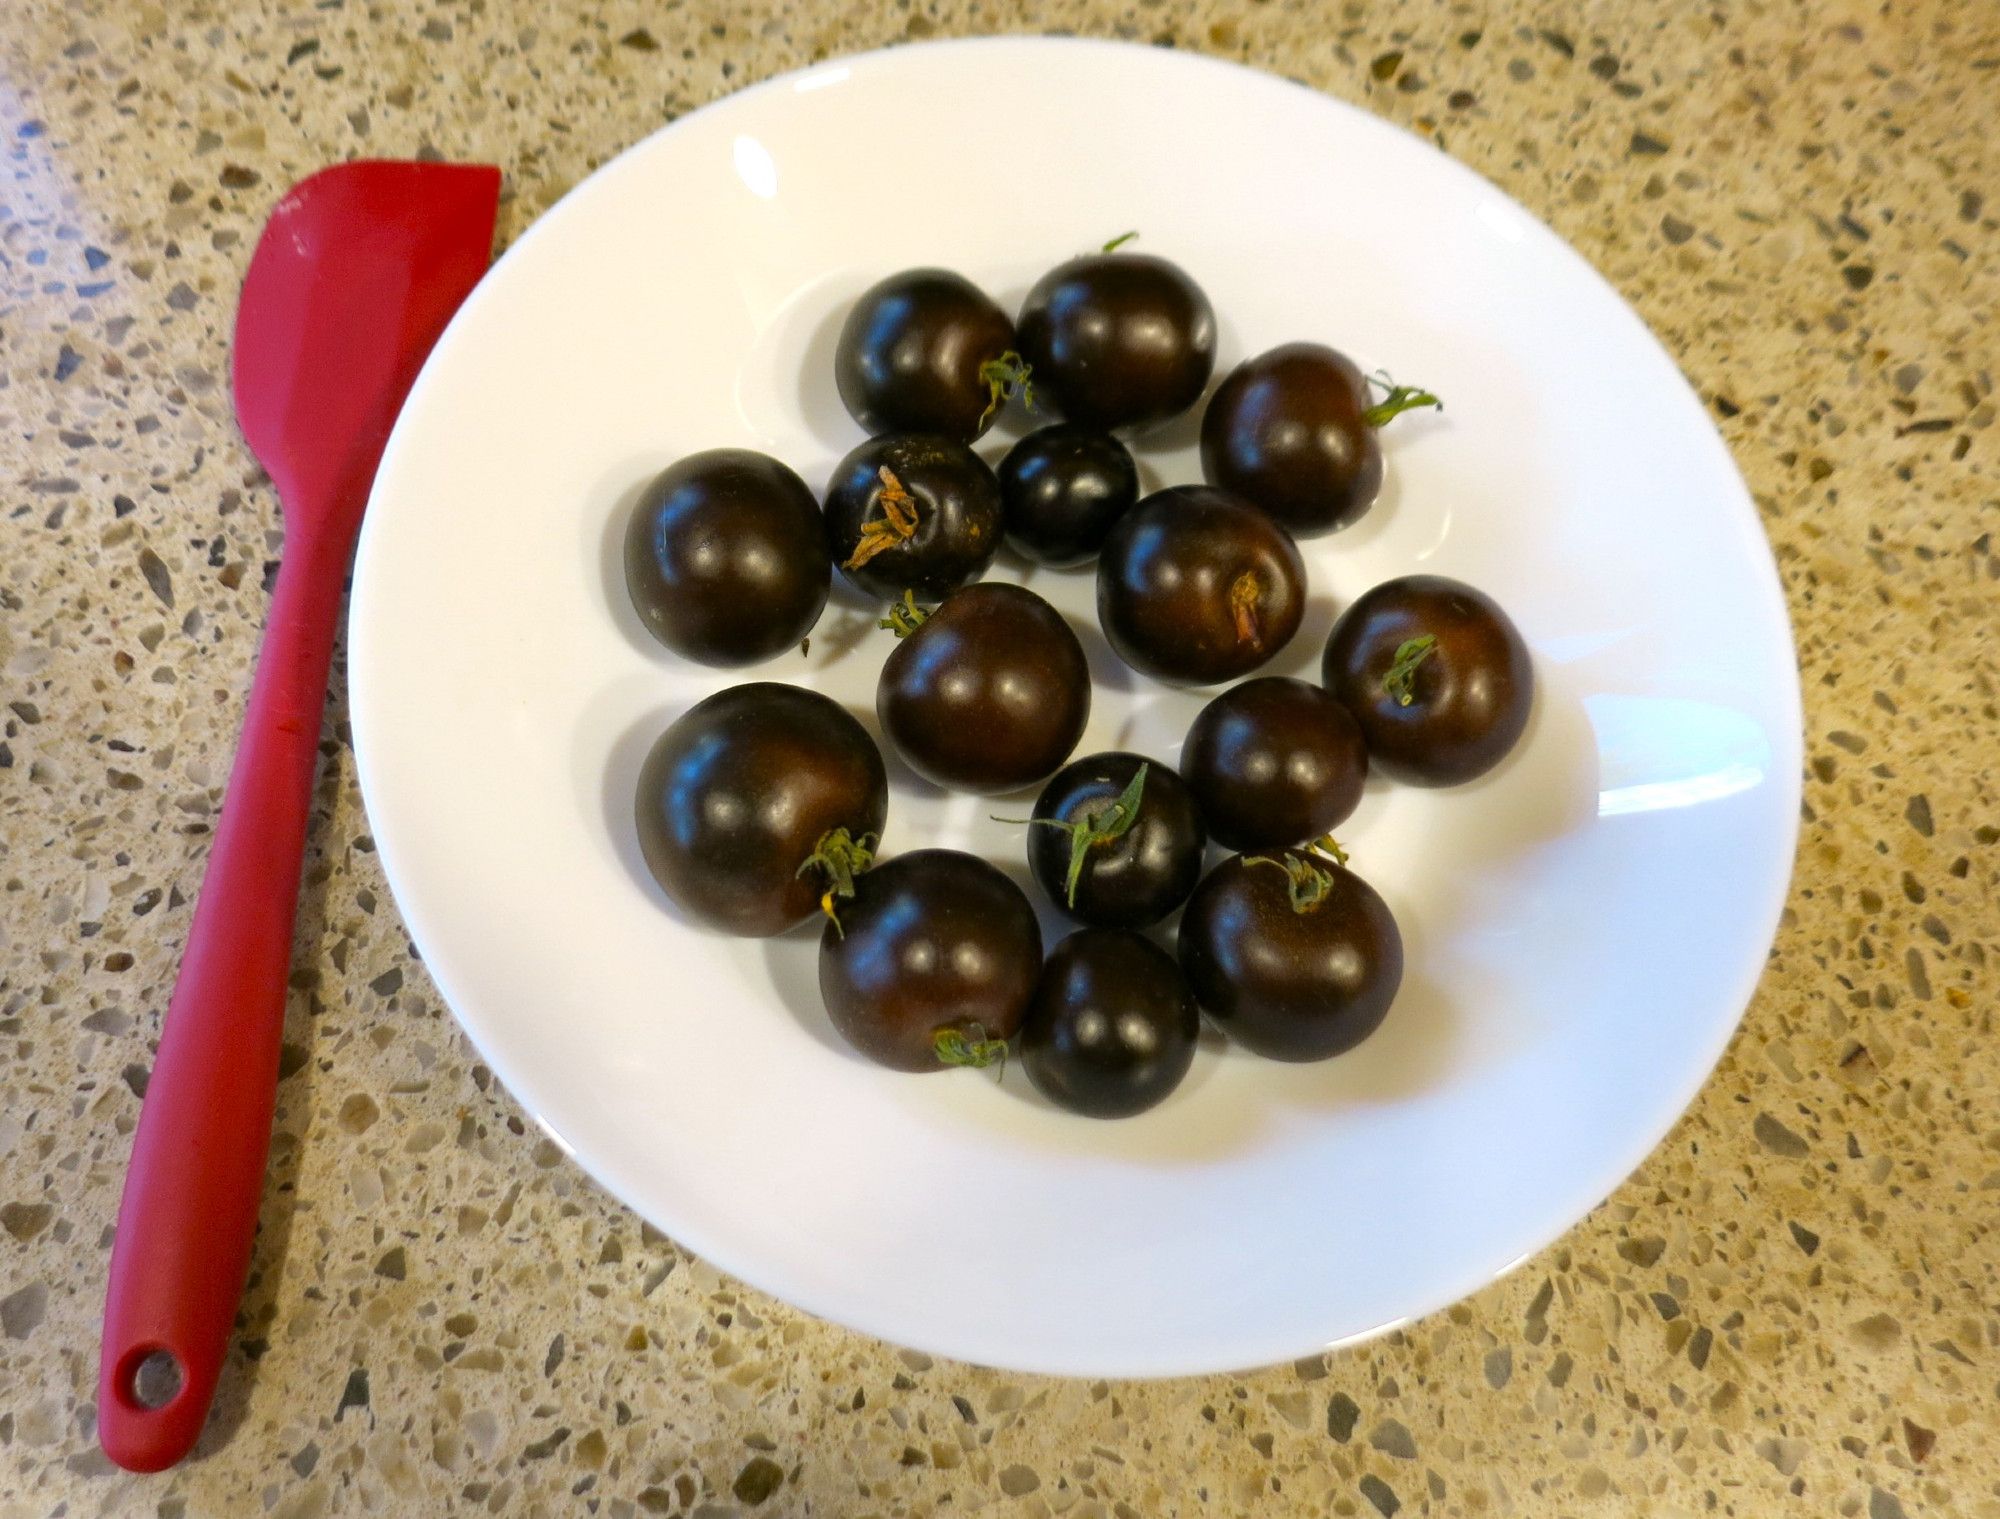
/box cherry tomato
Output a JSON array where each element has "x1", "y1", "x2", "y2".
[
  {"x1": 635, "y1": 684, "x2": 887, "y2": 936},
  {"x1": 1022, "y1": 929, "x2": 1199, "y2": 1118},
  {"x1": 824, "y1": 433, "x2": 1002, "y2": 602},
  {"x1": 1016, "y1": 251, "x2": 1215, "y2": 431},
  {"x1": 877, "y1": 583, "x2": 1090, "y2": 794},
  {"x1": 1180, "y1": 677, "x2": 1367, "y2": 851},
  {"x1": 1097, "y1": 487, "x2": 1306, "y2": 684},
  {"x1": 834, "y1": 268, "x2": 1028, "y2": 442},
  {"x1": 1321, "y1": 575, "x2": 1532, "y2": 785},
  {"x1": 818, "y1": 849, "x2": 1043, "y2": 1072},
  {"x1": 1178, "y1": 846, "x2": 1403, "y2": 1062},
  {"x1": 624, "y1": 449, "x2": 829, "y2": 665}
]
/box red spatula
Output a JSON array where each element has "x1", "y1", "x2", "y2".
[{"x1": 98, "y1": 160, "x2": 501, "y2": 1472}]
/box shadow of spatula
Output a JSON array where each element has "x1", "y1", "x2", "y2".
[{"x1": 98, "y1": 159, "x2": 501, "y2": 1472}]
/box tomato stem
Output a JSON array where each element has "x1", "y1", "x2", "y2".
[
  {"x1": 1382, "y1": 634, "x2": 1438, "y2": 706},
  {"x1": 1246, "y1": 852, "x2": 1328, "y2": 912},
  {"x1": 797, "y1": 827, "x2": 878, "y2": 937},
  {"x1": 991, "y1": 763, "x2": 1149, "y2": 909},
  {"x1": 1246, "y1": 835, "x2": 1348, "y2": 914},
  {"x1": 844, "y1": 467, "x2": 922, "y2": 570},
  {"x1": 1101, "y1": 230, "x2": 1139, "y2": 252},
  {"x1": 934, "y1": 1023, "x2": 1008, "y2": 1073},
  {"x1": 1362, "y1": 371, "x2": 1444, "y2": 427},
  {"x1": 877, "y1": 589, "x2": 931, "y2": 638},
  {"x1": 1306, "y1": 834, "x2": 1350, "y2": 868},
  {"x1": 979, "y1": 351, "x2": 1036, "y2": 428}
]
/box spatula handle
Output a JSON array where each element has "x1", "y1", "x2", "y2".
[{"x1": 98, "y1": 527, "x2": 350, "y2": 1472}]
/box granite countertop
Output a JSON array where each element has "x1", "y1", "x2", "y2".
[{"x1": 3, "y1": 0, "x2": 1996, "y2": 1513}]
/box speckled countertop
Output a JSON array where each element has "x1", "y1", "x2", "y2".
[{"x1": 2, "y1": 0, "x2": 1996, "y2": 1513}]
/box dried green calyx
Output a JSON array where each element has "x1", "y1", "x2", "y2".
[
  {"x1": 993, "y1": 763, "x2": 1149, "y2": 909},
  {"x1": 798, "y1": 827, "x2": 878, "y2": 936},
  {"x1": 878, "y1": 589, "x2": 931, "y2": 638},
  {"x1": 1247, "y1": 835, "x2": 1350, "y2": 914},
  {"x1": 934, "y1": 1023, "x2": 1008, "y2": 1072},
  {"x1": 1362, "y1": 371, "x2": 1444, "y2": 428},
  {"x1": 979, "y1": 351, "x2": 1036, "y2": 428},
  {"x1": 1382, "y1": 634, "x2": 1438, "y2": 707}
]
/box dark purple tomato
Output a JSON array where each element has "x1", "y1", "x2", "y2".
[
  {"x1": 1321, "y1": 575, "x2": 1532, "y2": 786},
  {"x1": 818, "y1": 849, "x2": 1043, "y2": 1072},
  {"x1": 1022, "y1": 752, "x2": 1206, "y2": 928},
  {"x1": 1180, "y1": 677, "x2": 1367, "y2": 852},
  {"x1": 1200, "y1": 343, "x2": 1439, "y2": 536},
  {"x1": 878, "y1": 583, "x2": 1090, "y2": 794},
  {"x1": 623, "y1": 449, "x2": 830, "y2": 665},
  {"x1": 635, "y1": 684, "x2": 887, "y2": 936},
  {"x1": 1022, "y1": 929, "x2": 1199, "y2": 1118},
  {"x1": 834, "y1": 268, "x2": 1028, "y2": 442},
  {"x1": 824, "y1": 433, "x2": 1003, "y2": 602},
  {"x1": 1177, "y1": 848, "x2": 1403, "y2": 1062},
  {"x1": 1016, "y1": 251, "x2": 1216, "y2": 431},
  {"x1": 1096, "y1": 487, "x2": 1306, "y2": 684},
  {"x1": 997, "y1": 424, "x2": 1140, "y2": 567}
]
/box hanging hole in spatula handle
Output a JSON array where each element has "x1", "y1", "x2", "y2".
[
  {"x1": 99, "y1": 1334, "x2": 209, "y2": 1471},
  {"x1": 123, "y1": 1347, "x2": 187, "y2": 1410}
]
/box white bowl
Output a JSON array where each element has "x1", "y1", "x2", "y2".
[{"x1": 349, "y1": 37, "x2": 1801, "y2": 1377}]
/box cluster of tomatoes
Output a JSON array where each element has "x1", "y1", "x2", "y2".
[{"x1": 624, "y1": 242, "x2": 1532, "y2": 1119}]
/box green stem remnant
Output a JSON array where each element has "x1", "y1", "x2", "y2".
[
  {"x1": 798, "y1": 827, "x2": 878, "y2": 936},
  {"x1": 1246, "y1": 835, "x2": 1349, "y2": 914},
  {"x1": 844, "y1": 467, "x2": 922, "y2": 571},
  {"x1": 1362, "y1": 372, "x2": 1444, "y2": 428},
  {"x1": 979, "y1": 351, "x2": 1037, "y2": 428},
  {"x1": 1101, "y1": 231, "x2": 1139, "y2": 252},
  {"x1": 993, "y1": 763, "x2": 1149, "y2": 909},
  {"x1": 1382, "y1": 634, "x2": 1438, "y2": 707},
  {"x1": 878, "y1": 588, "x2": 931, "y2": 638},
  {"x1": 935, "y1": 1023, "x2": 1009, "y2": 1072},
  {"x1": 1306, "y1": 833, "x2": 1350, "y2": 868}
]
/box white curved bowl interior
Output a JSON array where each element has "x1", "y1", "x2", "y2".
[{"x1": 348, "y1": 38, "x2": 1801, "y2": 1377}]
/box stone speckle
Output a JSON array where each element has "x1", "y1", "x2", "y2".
[
  {"x1": 732, "y1": 1455, "x2": 785, "y2": 1504},
  {"x1": 1369, "y1": 1419, "x2": 1417, "y2": 1460},
  {"x1": 1326, "y1": 1391, "x2": 1361, "y2": 1442},
  {"x1": 1360, "y1": 1473, "x2": 1402, "y2": 1517},
  {"x1": 1753, "y1": 1112, "x2": 1810, "y2": 1157},
  {"x1": 0, "y1": 1284, "x2": 49, "y2": 1341}
]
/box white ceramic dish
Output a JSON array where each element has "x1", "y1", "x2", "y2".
[{"x1": 349, "y1": 37, "x2": 1801, "y2": 1377}]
